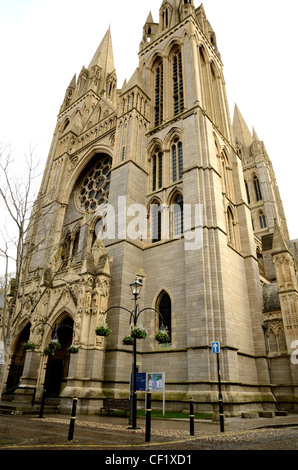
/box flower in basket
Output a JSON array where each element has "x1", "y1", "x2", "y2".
[
  {"x1": 122, "y1": 336, "x2": 134, "y2": 346},
  {"x1": 130, "y1": 326, "x2": 147, "y2": 339},
  {"x1": 44, "y1": 340, "x2": 61, "y2": 355},
  {"x1": 67, "y1": 345, "x2": 79, "y2": 354},
  {"x1": 48, "y1": 340, "x2": 61, "y2": 350},
  {"x1": 155, "y1": 329, "x2": 171, "y2": 344},
  {"x1": 95, "y1": 325, "x2": 111, "y2": 336},
  {"x1": 43, "y1": 346, "x2": 54, "y2": 355},
  {"x1": 22, "y1": 341, "x2": 37, "y2": 351}
]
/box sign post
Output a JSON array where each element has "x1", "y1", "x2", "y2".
[
  {"x1": 147, "y1": 372, "x2": 165, "y2": 416},
  {"x1": 211, "y1": 341, "x2": 224, "y2": 433}
]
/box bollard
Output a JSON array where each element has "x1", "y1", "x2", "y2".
[
  {"x1": 145, "y1": 391, "x2": 151, "y2": 442},
  {"x1": 68, "y1": 397, "x2": 78, "y2": 441},
  {"x1": 189, "y1": 398, "x2": 194, "y2": 436},
  {"x1": 39, "y1": 389, "x2": 46, "y2": 419}
]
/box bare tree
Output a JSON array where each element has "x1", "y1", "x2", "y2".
[
  {"x1": 0, "y1": 143, "x2": 83, "y2": 395},
  {"x1": 0, "y1": 144, "x2": 62, "y2": 394}
]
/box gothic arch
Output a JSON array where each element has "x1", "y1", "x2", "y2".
[
  {"x1": 41, "y1": 313, "x2": 75, "y2": 398},
  {"x1": 147, "y1": 137, "x2": 164, "y2": 155},
  {"x1": 62, "y1": 145, "x2": 113, "y2": 204},
  {"x1": 5, "y1": 322, "x2": 31, "y2": 393},
  {"x1": 164, "y1": 37, "x2": 183, "y2": 57},
  {"x1": 155, "y1": 289, "x2": 172, "y2": 339},
  {"x1": 198, "y1": 44, "x2": 213, "y2": 119},
  {"x1": 146, "y1": 51, "x2": 164, "y2": 72},
  {"x1": 60, "y1": 118, "x2": 70, "y2": 136},
  {"x1": 168, "y1": 189, "x2": 184, "y2": 238},
  {"x1": 163, "y1": 127, "x2": 183, "y2": 148},
  {"x1": 167, "y1": 186, "x2": 183, "y2": 205},
  {"x1": 148, "y1": 197, "x2": 163, "y2": 243}
]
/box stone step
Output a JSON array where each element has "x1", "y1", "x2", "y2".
[{"x1": 0, "y1": 398, "x2": 61, "y2": 415}]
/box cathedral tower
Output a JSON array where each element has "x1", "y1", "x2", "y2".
[{"x1": 2, "y1": 1, "x2": 297, "y2": 416}]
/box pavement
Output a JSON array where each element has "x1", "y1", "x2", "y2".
[{"x1": 1, "y1": 409, "x2": 298, "y2": 458}]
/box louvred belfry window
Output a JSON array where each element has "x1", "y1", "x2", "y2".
[
  {"x1": 173, "y1": 50, "x2": 184, "y2": 116},
  {"x1": 172, "y1": 138, "x2": 183, "y2": 182},
  {"x1": 155, "y1": 62, "x2": 163, "y2": 127}
]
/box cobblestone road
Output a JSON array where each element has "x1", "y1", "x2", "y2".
[{"x1": 0, "y1": 414, "x2": 298, "y2": 453}]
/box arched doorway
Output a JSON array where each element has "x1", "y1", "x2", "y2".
[
  {"x1": 45, "y1": 316, "x2": 74, "y2": 397},
  {"x1": 5, "y1": 323, "x2": 31, "y2": 393}
]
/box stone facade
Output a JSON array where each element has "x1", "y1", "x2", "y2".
[{"x1": 2, "y1": 0, "x2": 298, "y2": 416}]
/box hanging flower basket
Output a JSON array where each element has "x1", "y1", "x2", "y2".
[
  {"x1": 67, "y1": 345, "x2": 79, "y2": 354},
  {"x1": 22, "y1": 341, "x2": 37, "y2": 351},
  {"x1": 48, "y1": 340, "x2": 61, "y2": 350},
  {"x1": 95, "y1": 325, "x2": 111, "y2": 337},
  {"x1": 44, "y1": 340, "x2": 61, "y2": 355},
  {"x1": 122, "y1": 336, "x2": 134, "y2": 346},
  {"x1": 44, "y1": 346, "x2": 54, "y2": 355},
  {"x1": 155, "y1": 329, "x2": 171, "y2": 344},
  {"x1": 130, "y1": 326, "x2": 147, "y2": 339}
]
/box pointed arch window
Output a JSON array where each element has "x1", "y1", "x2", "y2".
[
  {"x1": 71, "y1": 226, "x2": 81, "y2": 260},
  {"x1": 151, "y1": 202, "x2": 162, "y2": 243},
  {"x1": 152, "y1": 148, "x2": 163, "y2": 191},
  {"x1": 220, "y1": 152, "x2": 230, "y2": 196},
  {"x1": 227, "y1": 206, "x2": 236, "y2": 247},
  {"x1": 245, "y1": 180, "x2": 250, "y2": 204},
  {"x1": 61, "y1": 231, "x2": 71, "y2": 268},
  {"x1": 157, "y1": 292, "x2": 172, "y2": 340},
  {"x1": 254, "y1": 175, "x2": 262, "y2": 201},
  {"x1": 173, "y1": 194, "x2": 184, "y2": 237},
  {"x1": 162, "y1": 8, "x2": 169, "y2": 29},
  {"x1": 172, "y1": 138, "x2": 183, "y2": 182},
  {"x1": 173, "y1": 49, "x2": 184, "y2": 116},
  {"x1": 154, "y1": 61, "x2": 163, "y2": 127},
  {"x1": 259, "y1": 211, "x2": 267, "y2": 229}
]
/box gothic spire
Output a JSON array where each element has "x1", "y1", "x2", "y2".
[
  {"x1": 232, "y1": 104, "x2": 253, "y2": 149},
  {"x1": 88, "y1": 27, "x2": 115, "y2": 77}
]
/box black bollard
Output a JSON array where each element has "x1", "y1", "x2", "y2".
[
  {"x1": 68, "y1": 398, "x2": 78, "y2": 441},
  {"x1": 189, "y1": 398, "x2": 194, "y2": 436},
  {"x1": 145, "y1": 391, "x2": 151, "y2": 442},
  {"x1": 39, "y1": 388, "x2": 46, "y2": 419}
]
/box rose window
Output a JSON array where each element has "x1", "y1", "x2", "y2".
[{"x1": 76, "y1": 155, "x2": 112, "y2": 213}]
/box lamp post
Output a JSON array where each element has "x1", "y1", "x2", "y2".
[
  {"x1": 129, "y1": 277, "x2": 143, "y2": 429},
  {"x1": 100, "y1": 277, "x2": 165, "y2": 430}
]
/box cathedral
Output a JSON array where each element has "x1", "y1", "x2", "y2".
[{"x1": 2, "y1": 0, "x2": 298, "y2": 417}]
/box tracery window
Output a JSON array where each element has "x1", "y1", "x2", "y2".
[
  {"x1": 259, "y1": 211, "x2": 267, "y2": 229},
  {"x1": 152, "y1": 148, "x2": 163, "y2": 191},
  {"x1": 157, "y1": 291, "x2": 172, "y2": 340},
  {"x1": 173, "y1": 194, "x2": 183, "y2": 237},
  {"x1": 76, "y1": 154, "x2": 112, "y2": 213},
  {"x1": 151, "y1": 202, "x2": 162, "y2": 243},
  {"x1": 173, "y1": 49, "x2": 184, "y2": 116},
  {"x1": 227, "y1": 206, "x2": 235, "y2": 246},
  {"x1": 254, "y1": 175, "x2": 262, "y2": 201},
  {"x1": 172, "y1": 138, "x2": 183, "y2": 182},
  {"x1": 154, "y1": 60, "x2": 163, "y2": 127}
]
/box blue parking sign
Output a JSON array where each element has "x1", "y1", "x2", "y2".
[{"x1": 211, "y1": 341, "x2": 220, "y2": 353}]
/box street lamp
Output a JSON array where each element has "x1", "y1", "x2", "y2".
[
  {"x1": 100, "y1": 276, "x2": 165, "y2": 429},
  {"x1": 129, "y1": 277, "x2": 143, "y2": 429},
  {"x1": 129, "y1": 277, "x2": 143, "y2": 297}
]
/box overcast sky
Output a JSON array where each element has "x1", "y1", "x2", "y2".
[{"x1": 0, "y1": 0, "x2": 298, "y2": 275}]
